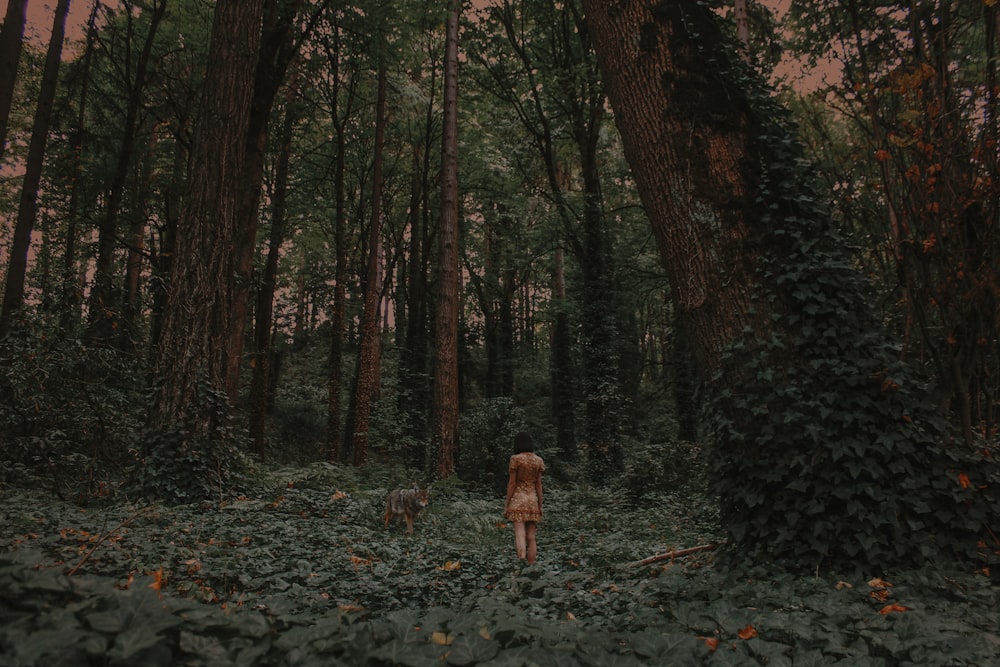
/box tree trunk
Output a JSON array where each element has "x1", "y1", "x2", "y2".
[
  {"x1": 60, "y1": 2, "x2": 102, "y2": 336},
  {"x1": 86, "y1": 0, "x2": 167, "y2": 346},
  {"x1": 322, "y1": 23, "x2": 356, "y2": 463},
  {"x1": 249, "y1": 81, "x2": 299, "y2": 456},
  {"x1": 0, "y1": 0, "x2": 70, "y2": 336},
  {"x1": 550, "y1": 243, "x2": 577, "y2": 475},
  {"x1": 0, "y1": 0, "x2": 27, "y2": 160},
  {"x1": 350, "y1": 59, "x2": 387, "y2": 467},
  {"x1": 580, "y1": 0, "x2": 764, "y2": 372},
  {"x1": 144, "y1": 0, "x2": 265, "y2": 499},
  {"x1": 432, "y1": 1, "x2": 461, "y2": 479}
]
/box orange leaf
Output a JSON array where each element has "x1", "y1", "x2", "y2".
[
  {"x1": 958, "y1": 473, "x2": 971, "y2": 489},
  {"x1": 700, "y1": 637, "x2": 719, "y2": 652},
  {"x1": 738, "y1": 625, "x2": 758, "y2": 640},
  {"x1": 148, "y1": 567, "x2": 163, "y2": 591},
  {"x1": 875, "y1": 149, "x2": 891, "y2": 161},
  {"x1": 879, "y1": 603, "x2": 909, "y2": 615}
]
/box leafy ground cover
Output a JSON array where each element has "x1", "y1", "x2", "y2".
[{"x1": 1, "y1": 462, "x2": 998, "y2": 666}]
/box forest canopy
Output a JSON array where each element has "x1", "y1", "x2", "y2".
[{"x1": 1, "y1": 0, "x2": 998, "y2": 575}]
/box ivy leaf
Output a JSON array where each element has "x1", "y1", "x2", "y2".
[{"x1": 443, "y1": 634, "x2": 499, "y2": 666}]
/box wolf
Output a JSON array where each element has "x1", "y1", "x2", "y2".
[{"x1": 384, "y1": 486, "x2": 430, "y2": 534}]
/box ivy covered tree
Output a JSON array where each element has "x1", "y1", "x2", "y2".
[{"x1": 581, "y1": 0, "x2": 998, "y2": 568}]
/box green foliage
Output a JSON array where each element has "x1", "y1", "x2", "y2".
[
  {"x1": 1, "y1": 469, "x2": 998, "y2": 666},
  {"x1": 136, "y1": 380, "x2": 249, "y2": 505},
  {"x1": 682, "y1": 3, "x2": 1000, "y2": 570},
  {"x1": 457, "y1": 398, "x2": 527, "y2": 494},
  {"x1": 0, "y1": 331, "x2": 143, "y2": 500}
]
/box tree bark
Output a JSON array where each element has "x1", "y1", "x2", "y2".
[
  {"x1": 0, "y1": 0, "x2": 70, "y2": 336},
  {"x1": 432, "y1": 1, "x2": 461, "y2": 479},
  {"x1": 0, "y1": 0, "x2": 27, "y2": 161},
  {"x1": 146, "y1": 0, "x2": 264, "y2": 440},
  {"x1": 221, "y1": 0, "x2": 302, "y2": 402},
  {"x1": 579, "y1": 0, "x2": 765, "y2": 372},
  {"x1": 86, "y1": 0, "x2": 167, "y2": 346},
  {"x1": 350, "y1": 59, "x2": 387, "y2": 466},
  {"x1": 248, "y1": 80, "x2": 299, "y2": 456}
]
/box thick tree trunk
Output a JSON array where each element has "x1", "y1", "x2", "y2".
[
  {"x1": 580, "y1": 1, "x2": 765, "y2": 373},
  {"x1": 0, "y1": 0, "x2": 70, "y2": 336},
  {"x1": 432, "y1": 2, "x2": 461, "y2": 479},
  {"x1": 224, "y1": 0, "x2": 312, "y2": 402},
  {"x1": 146, "y1": 0, "x2": 264, "y2": 453}
]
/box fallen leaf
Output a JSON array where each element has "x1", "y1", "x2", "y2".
[
  {"x1": 700, "y1": 637, "x2": 719, "y2": 652},
  {"x1": 879, "y1": 603, "x2": 909, "y2": 615},
  {"x1": 431, "y1": 631, "x2": 454, "y2": 646},
  {"x1": 835, "y1": 581, "x2": 853, "y2": 590},
  {"x1": 479, "y1": 626, "x2": 491, "y2": 639},
  {"x1": 738, "y1": 625, "x2": 757, "y2": 640},
  {"x1": 958, "y1": 473, "x2": 971, "y2": 489},
  {"x1": 566, "y1": 611, "x2": 576, "y2": 621},
  {"x1": 148, "y1": 567, "x2": 163, "y2": 592},
  {"x1": 437, "y1": 560, "x2": 462, "y2": 571}
]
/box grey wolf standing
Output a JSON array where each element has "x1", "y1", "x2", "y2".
[{"x1": 384, "y1": 486, "x2": 430, "y2": 534}]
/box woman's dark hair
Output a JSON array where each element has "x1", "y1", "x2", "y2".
[{"x1": 514, "y1": 431, "x2": 533, "y2": 453}]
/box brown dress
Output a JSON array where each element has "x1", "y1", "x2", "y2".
[{"x1": 505, "y1": 452, "x2": 544, "y2": 523}]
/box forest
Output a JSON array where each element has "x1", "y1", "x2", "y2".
[{"x1": 1, "y1": 0, "x2": 999, "y2": 664}]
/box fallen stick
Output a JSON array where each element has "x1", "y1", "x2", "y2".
[
  {"x1": 628, "y1": 542, "x2": 724, "y2": 568},
  {"x1": 67, "y1": 505, "x2": 155, "y2": 576}
]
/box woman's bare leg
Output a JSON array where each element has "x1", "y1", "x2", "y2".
[
  {"x1": 525, "y1": 522, "x2": 537, "y2": 564},
  {"x1": 513, "y1": 521, "x2": 527, "y2": 560}
]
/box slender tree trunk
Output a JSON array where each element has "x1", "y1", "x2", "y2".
[
  {"x1": 0, "y1": 0, "x2": 27, "y2": 160},
  {"x1": 0, "y1": 0, "x2": 70, "y2": 336},
  {"x1": 146, "y1": 0, "x2": 264, "y2": 476},
  {"x1": 350, "y1": 59, "x2": 387, "y2": 466},
  {"x1": 249, "y1": 82, "x2": 298, "y2": 456},
  {"x1": 86, "y1": 0, "x2": 167, "y2": 346},
  {"x1": 733, "y1": 0, "x2": 750, "y2": 58},
  {"x1": 60, "y1": 1, "x2": 101, "y2": 336},
  {"x1": 432, "y1": 1, "x2": 461, "y2": 479},
  {"x1": 324, "y1": 23, "x2": 358, "y2": 463},
  {"x1": 550, "y1": 243, "x2": 577, "y2": 475}
]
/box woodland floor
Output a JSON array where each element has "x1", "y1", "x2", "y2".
[{"x1": 1, "y1": 461, "x2": 998, "y2": 666}]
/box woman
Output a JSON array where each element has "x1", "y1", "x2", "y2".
[{"x1": 504, "y1": 432, "x2": 545, "y2": 564}]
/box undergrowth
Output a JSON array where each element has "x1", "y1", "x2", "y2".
[{"x1": 1, "y1": 463, "x2": 998, "y2": 666}]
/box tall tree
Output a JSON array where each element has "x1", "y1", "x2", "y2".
[
  {"x1": 248, "y1": 79, "x2": 300, "y2": 456},
  {"x1": 60, "y1": 1, "x2": 102, "y2": 335},
  {"x1": 349, "y1": 58, "x2": 388, "y2": 466},
  {"x1": 143, "y1": 0, "x2": 265, "y2": 500},
  {"x1": 0, "y1": 0, "x2": 28, "y2": 160},
  {"x1": 580, "y1": 0, "x2": 996, "y2": 567},
  {"x1": 86, "y1": 0, "x2": 168, "y2": 346},
  {"x1": 224, "y1": 0, "x2": 313, "y2": 402},
  {"x1": 0, "y1": 0, "x2": 71, "y2": 336},
  {"x1": 431, "y1": 0, "x2": 460, "y2": 479}
]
